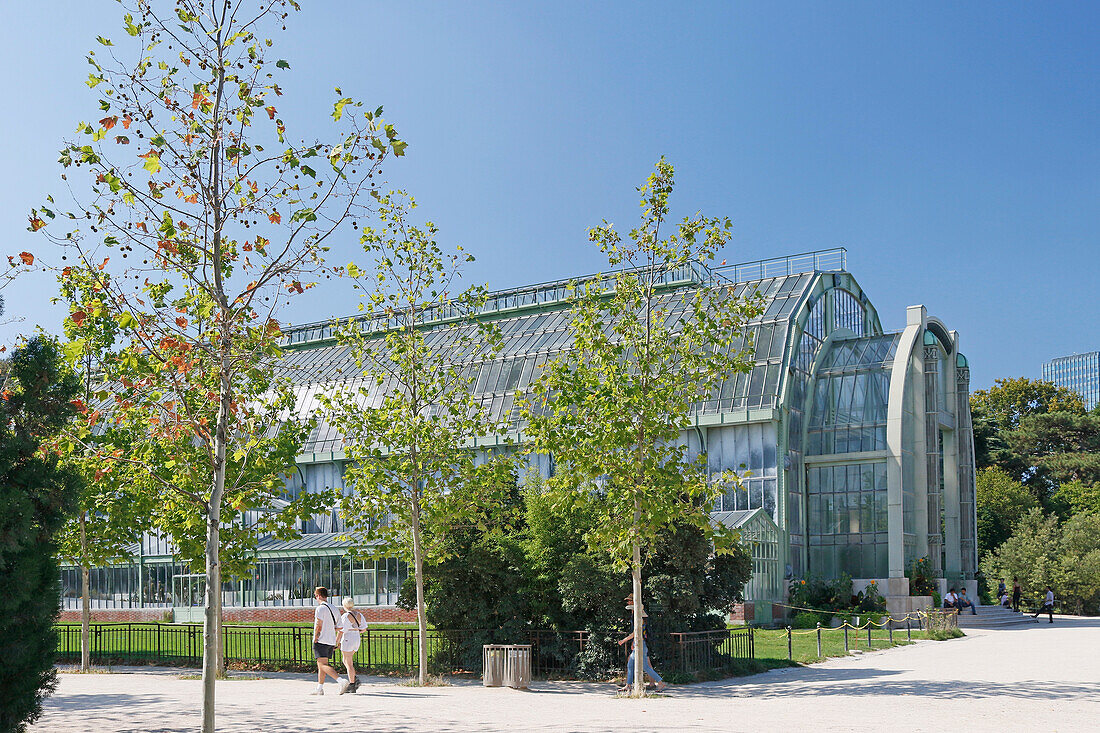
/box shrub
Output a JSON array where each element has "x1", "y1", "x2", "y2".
[
  {"x1": 791, "y1": 611, "x2": 821, "y2": 629},
  {"x1": 908, "y1": 557, "x2": 936, "y2": 596}
]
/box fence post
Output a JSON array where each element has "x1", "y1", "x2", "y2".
[
  {"x1": 816, "y1": 623, "x2": 822, "y2": 658},
  {"x1": 749, "y1": 625, "x2": 755, "y2": 659},
  {"x1": 867, "y1": 623, "x2": 872, "y2": 649},
  {"x1": 889, "y1": 620, "x2": 894, "y2": 644},
  {"x1": 906, "y1": 617, "x2": 911, "y2": 641},
  {"x1": 843, "y1": 624, "x2": 849, "y2": 652},
  {"x1": 257, "y1": 626, "x2": 262, "y2": 665},
  {"x1": 786, "y1": 627, "x2": 792, "y2": 661}
]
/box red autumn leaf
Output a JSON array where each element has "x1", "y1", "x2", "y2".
[
  {"x1": 265, "y1": 106, "x2": 276, "y2": 120},
  {"x1": 288, "y1": 281, "x2": 304, "y2": 294},
  {"x1": 242, "y1": 241, "x2": 253, "y2": 251},
  {"x1": 122, "y1": 115, "x2": 132, "y2": 129},
  {"x1": 268, "y1": 211, "x2": 281, "y2": 224},
  {"x1": 28, "y1": 216, "x2": 46, "y2": 232},
  {"x1": 185, "y1": 193, "x2": 199, "y2": 204},
  {"x1": 70, "y1": 310, "x2": 88, "y2": 325},
  {"x1": 192, "y1": 92, "x2": 209, "y2": 109},
  {"x1": 175, "y1": 316, "x2": 188, "y2": 329},
  {"x1": 1, "y1": 390, "x2": 11, "y2": 401},
  {"x1": 135, "y1": 221, "x2": 148, "y2": 232},
  {"x1": 100, "y1": 116, "x2": 118, "y2": 130},
  {"x1": 19, "y1": 251, "x2": 34, "y2": 265}
]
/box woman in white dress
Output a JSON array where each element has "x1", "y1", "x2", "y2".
[{"x1": 335, "y1": 597, "x2": 368, "y2": 693}]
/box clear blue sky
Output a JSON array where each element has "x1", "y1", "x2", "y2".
[{"x1": 2, "y1": 1, "x2": 1097, "y2": 390}]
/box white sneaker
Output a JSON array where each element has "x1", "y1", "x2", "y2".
[
  {"x1": 310, "y1": 685, "x2": 324, "y2": 696},
  {"x1": 337, "y1": 677, "x2": 350, "y2": 695}
]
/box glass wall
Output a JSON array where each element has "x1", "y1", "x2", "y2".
[
  {"x1": 61, "y1": 556, "x2": 407, "y2": 610},
  {"x1": 711, "y1": 423, "x2": 778, "y2": 521},
  {"x1": 806, "y1": 461, "x2": 889, "y2": 578}
]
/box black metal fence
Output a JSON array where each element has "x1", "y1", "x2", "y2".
[{"x1": 55, "y1": 623, "x2": 753, "y2": 678}]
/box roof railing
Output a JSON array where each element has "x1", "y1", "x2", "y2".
[{"x1": 282, "y1": 247, "x2": 847, "y2": 346}]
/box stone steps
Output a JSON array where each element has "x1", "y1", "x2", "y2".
[{"x1": 956, "y1": 605, "x2": 1041, "y2": 629}]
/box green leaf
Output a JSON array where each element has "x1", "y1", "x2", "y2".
[
  {"x1": 143, "y1": 153, "x2": 162, "y2": 174},
  {"x1": 392, "y1": 140, "x2": 408, "y2": 157},
  {"x1": 96, "y1": 35, "x2": 113, "y2": 46},
  {"x1": 276, "y1": 59, "x2": 290, "y2": 69},
  {"x1": 332, "y1": 98, "x2": 351, "y2": 121}
]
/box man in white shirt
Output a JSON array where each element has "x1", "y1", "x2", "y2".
[
  {"x1": 1032, "y1": 586, "x2": 1055, "y2": 624},
  {"x1": 310, "y1": 586, "x2": 349, "y2": 695},
  {"x1": 943, "y1": 589, "x2": 958, "y2": 609}
]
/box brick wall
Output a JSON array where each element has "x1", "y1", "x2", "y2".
[
  {"x1": 729, "y1": 602, "x2": 756, "y2": 624},
  {"x1": 58, "y1": 605, "x2": 417, "y2": 624}
]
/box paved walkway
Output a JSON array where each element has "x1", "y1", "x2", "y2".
[{"x1": 35, "y1": 616, "x2": 1100, "y2": 732}]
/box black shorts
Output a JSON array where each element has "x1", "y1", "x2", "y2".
[{"x1": 313, "y1": 642, "x2": 336, "y2": 660}]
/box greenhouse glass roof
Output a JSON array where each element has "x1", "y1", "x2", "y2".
[{"x1": 280, "y1": 251, "x2": 848, "y2": 455}]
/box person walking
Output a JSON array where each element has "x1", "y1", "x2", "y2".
[
  {"x1": 310, "y1": 586, "x2": 349, "y2": 696},
  {"x1": 335, "y1": 597, "x2": 368, "y2": 694},
  {"x1": 1032, "y1": 586, "x2": 1055, "y2": 624},
  {"x1": 618, "y1": 607, "x2": 666, "y2": 693},
  {"x1": 1011, "y1": 578, "x2": 1022, "y2": 612}
]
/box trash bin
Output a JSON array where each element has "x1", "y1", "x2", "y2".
[
  {"x1": 502, "y1": 645, "x2": 532, "y2": 690},
  {"x1": 482, "y1": 645, "x2": 505, "y2": 687}
]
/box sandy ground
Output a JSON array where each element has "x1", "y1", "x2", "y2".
[{"x1": 34, "y1": 616, "x2": 1100, "y2": 733}]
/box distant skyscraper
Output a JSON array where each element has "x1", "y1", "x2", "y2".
[{"x1": 1042, "y1": 351, "x2": 1100, "y2": 410}]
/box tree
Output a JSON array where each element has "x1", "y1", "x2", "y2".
[
  {"x1": 519, "y1": 158, "x2": 760, "y2": 696},
  {"x1": 980, "y1": 508, "x2": 1062, "y2": 603},
  {"x1": 981, "y1": 508, "x2": 1100, "y2": 615},
  {"x1": 975, "y1": 466, "x2": 1037, "y2": 555},
  {"x1": 1008, "y1": 411, "x2": 1100, "y2": 492},
  {"x1": 0, "y1": 338, "x2": 81, "y2": 733},
  {"x1": 970, "y1": 378, "x2": 1085, "y2": 485},
  {"x1": 54, "y1": 265, "x2": 153, "y2": 672},
  {"x1": 1050, "y1": 479, "x2": 1100, "y2": 518},
  {"x1": 1057, "y1": 513, "x2": 1100, "y2": 615},
  {"x1": 325, "y1": 193, "x2": 503, "y2": 685},
  {"x1": 30, "y1": 4, "x2": 403, "y2": 729}
]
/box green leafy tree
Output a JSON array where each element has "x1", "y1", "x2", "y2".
[
  {"x1": 326, "y1": 193, "x2": 503, "y2": 685},
  {"x1": 396, "y1": 466, "x2": 527, "y2": 671},
  {"x1": 980, "y1": 508, "x2": 1062, "y2": 604},
  {"x1": 970, "y1": 378, "x2": 1085, "y2": 485},
  {"x1": 53, "y1": 264, "x2": 154, "y2": 672},
  {"x1": 0, "y1": 338, "x2": 81, "y2": 733},
  {"x1": 1058, "y1": 513, "x2": 1100, "y2": 615},
  {"x1": 1008, "y1": 411, "x2": 1100, "y2": 494},
  {"x1": 520, "y1": 158, "x2": 760, "y2": 696},
  {"x1": 975, "y1": 466, "x2": 1038, "y2": 555},
  {"x1": 1050, "y1": 479, "x2": 1100, "y2": 518},
  {"x1": 29, "y1": 3, "x2": 403, "y2": 729}
]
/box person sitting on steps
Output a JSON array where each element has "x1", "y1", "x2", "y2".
[{"x1": 956, "y1": 588, "x2": 977, "y2": 615}]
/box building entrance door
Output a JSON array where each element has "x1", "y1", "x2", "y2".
[{"x1": 171, "y1": 573, "x2": 206, "y2": 623}]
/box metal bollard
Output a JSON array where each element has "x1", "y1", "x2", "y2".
[
  {"x1": 843, "y1": 624, "x2": 849, "y2": 652},
  {"x1": 906, "y1": 617, "x2": 911, "y2": 641},
  {"x1": 787, "y1": 626, "x2": 792, "y2": 661},
  {"x1": 816, "y1": 622, "x2": 822, "y2": 658},
  {"x1": 889, "y1": 621, "x2": 894, "y2": 644},
  {"x1": 867, "y1": 624, "x2": 872, "y2": 649}
]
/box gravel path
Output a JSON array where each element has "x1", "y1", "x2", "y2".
[{"x1": 34, "y1": 616, "x2": 1100, "y2": 732}]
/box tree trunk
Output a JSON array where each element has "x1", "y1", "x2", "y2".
[
  {"x1": 411, "y1": 498, "x2": 428, "y2": 685},
  {"x1": 632, "y1": 500, "x2": 645, "y2": 697},
  {"x1": 201, "y1": 504, "x2": 222, "y2": 733},
  {"x1": 80, "y1": 514, "x2": 91, "y2": 672}
]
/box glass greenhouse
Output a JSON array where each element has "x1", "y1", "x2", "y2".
[{"x1": 62, "y1": 248, "x2": 978, "y2": 620}]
